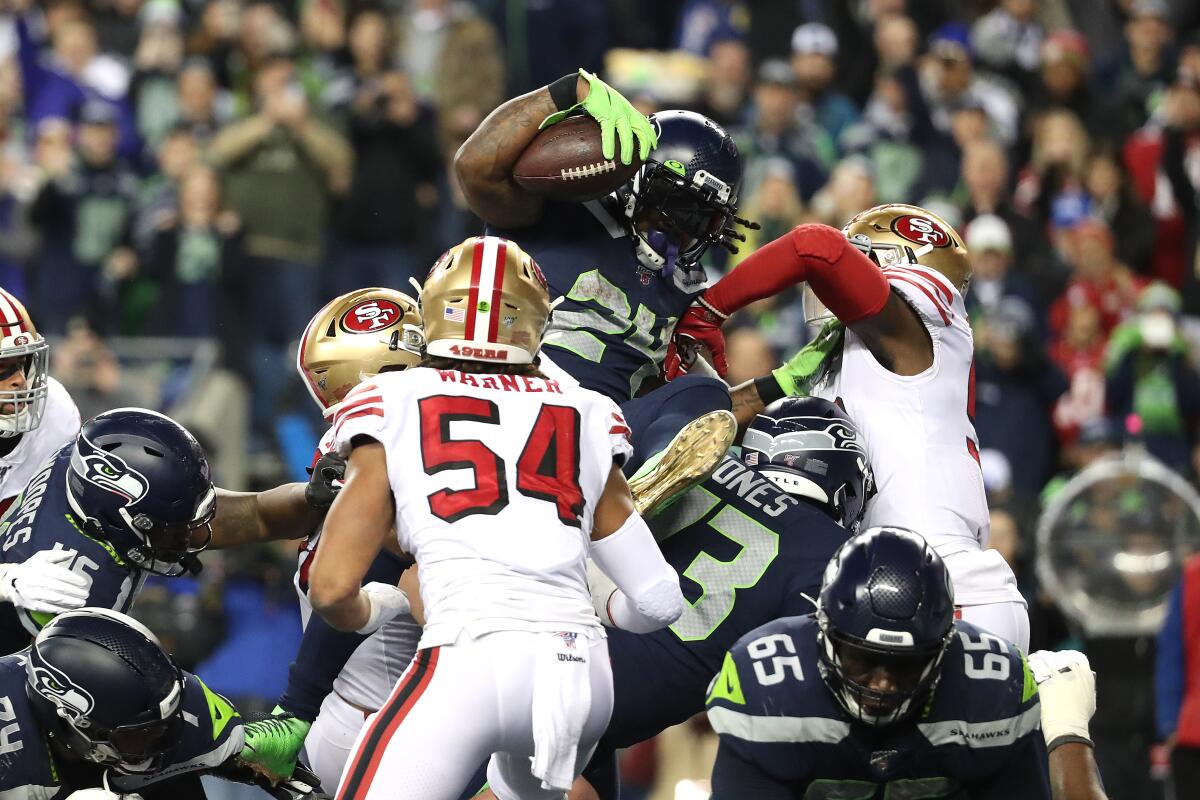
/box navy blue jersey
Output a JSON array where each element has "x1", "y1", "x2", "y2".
[
  {"x1": 706, "y1": 616, "x2": 1050, "y2": 799},
  {"x1": 602, "y1": 456, "x2": 851, "y2": 747},
  {"x1": 489, "y1": 198, "x2": 707, "y2": 402},
  {"x1": 0, "y1": 447, "x2": 143, "y2": 654},
  {"x1": 0, "y1": 650, "x2": 242, "y2": 798}
]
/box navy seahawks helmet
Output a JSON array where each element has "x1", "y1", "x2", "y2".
[
  {"x1": 741, "y1": 397, "x2": 875, "y2": 531},
  {"x1": 25, "y1": 608, "x2": 185, "y2": 774},
  {"x1": 66, "y1": 408, "x2": 215, "y2": 577},
  {"x1": 816, "y1": 527, "x2": 955, "y2": 726},
  {"x1": 616, "y1": 110, "x2": 755, "y2": 273}
]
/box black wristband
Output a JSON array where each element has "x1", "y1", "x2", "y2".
[
  {"x1": 548, "y1": 72, "x2": 580, "y2": 111},
  {"x1": 1046, "y1": 734, "x2": 1094, "y2": 754},
  {"x1": 755, "y1": 374, "x2": 787, "y2": 406}
]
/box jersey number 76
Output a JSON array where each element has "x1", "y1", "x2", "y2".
[{"x1": 419, "y1": 395, "x2": 585, "y2": 526}]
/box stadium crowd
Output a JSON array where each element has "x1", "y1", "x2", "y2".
[{"x1": 2, "y1": 0, "x2": 1200, "y2": 798}]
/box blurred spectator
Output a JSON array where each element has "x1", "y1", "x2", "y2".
[
  {"x1": 332, "y1": 12, "x2": 442, "y2": 296},
  {"x1": 91, "y1": 0, "x2": 146, "y2": 59},
  {"x1": 673, "y1": 0, "x2": 748, "y2": 58},
  {"x1": 52, "y1": 316, "x2": 145, "y2": 420},
  {"x1": 15, "y1": 9, "x2": 138, "y2": 159},
  {"x1": 1118, "y1": 0, "x2": 1177, "y2": 134},
  {"x1": 143, "y1": 164, "x2": 242, "y2": 339},
  {"x1": 128, "y1": 0, "x2": 184, "y2": 150},
  {"x1": 297, "y1": 0, "x2": 347, "y2": 105},
  {"x1": 723, "y1": 328, "x2": 776, "y2": 388},
  {"x1": 133, "y1": 122, "x2": 198, "y2": 248},
  {"x1": 970, "y1": 0, "x2": 1044, "y2": 93},
  {"x1": 1157, "y1": 552, "x2": 1200, "y2": 795},
  {"x1": 974, "y1": 298, "x2": 1067, "y2": 498},
  {"x1": 0, "y1": 57, "x2": 38, "y2": 299},
  {"x1": 1160, "y1": 58, "x2": 1200, "y2": 306},
  {"x1": 839, "y1": 70, "x2": 924, "y2": 203},
  {"x1": 1015, "y1": 108, "x2": 1091, "y2": 232},
  {"x1": 1050, "y1": 219, "x2": 1147, "y2": 337},
  {"x1": 692, "y1": 38, "x2": 752, "y2": 129},
  {"x1": 29, "y1": 102, "x2": 139, "y2": 334},
  {"x1": 790, "y1": 23, "x2": 859, "y2": 149},
  {"x1": 1105, "y1": 283, "x2": 1200, "y2": 473},
  {"x1": 986, "y1": 504, "x2": 1022, "y2": 575},
  {"x1": 1085, "y1": 148, "x2": 1157, "y2": 274},
  {"x1": 735, "y1": 58, "x2": 833, "y2": 203},
  {"x1": 919, "y1": 22, "x2": 1020, "y2": 147},
  {"x1": 1030, "y1": 30, "x2": 1121, "y2": 142},
  {"x1": 1050, "y1": 299, "x2": 1110, "y2": 451},
  {"x1": 809, "y1": 157, "x2": 876, "y2": 229},
  {"x1": 399, "y1": 0, "x2": 504, "y2": 158},
  {"x1": 964, "y1": 214, "x2": 1043, "y2": 323},
  {"x1": 174, "y1": 58, "x2": 227, "y2": 145},
  {"x1": 207, "y1": 49, "x2": 352, "y2": 446}
]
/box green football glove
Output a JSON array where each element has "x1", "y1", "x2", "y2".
[
  {"x1": 540, "y1": 69, "x2": 657, "y2": 165},
  {"x1": 772, "y1": 320, "x2": 845, "y2": 397},
  {"x1": 239, "y1": 708, "x2": 312, "y2": 783}
]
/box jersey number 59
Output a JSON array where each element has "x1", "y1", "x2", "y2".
[{"x1": 419, "y1": 395, "x2": 585, "y2": 526}]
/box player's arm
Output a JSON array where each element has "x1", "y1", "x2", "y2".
[
  {"x1": 454, "y1": 70, "x2": 655, "y2": 227},
  {"x1": 587, "y1": 463, "x2": 683, "y2": 633},
  {"x1": 968, "y1": 725, "x2": 1052, "y2": 800},
  {"x1": 1029, "y1": 650, "x2": 1110, "y2": 800},
  {"x1": 308, "y1": 441, "x2": 409, "y2": 633},
  {"x1": 209, "y1": 483, "x2": 321, "y2": 549},
  {"x1": 699, "y1": 224, "x2": 933, "y2": 424}
]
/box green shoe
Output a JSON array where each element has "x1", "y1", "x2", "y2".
[
  {"x1": 629, "y1": 410, "x2": 737, "y2": 516},
  {"x1": 240, "y1": 710, "x2": 312, "y2": 782},
  {"x1": 772, "y1": 320, "x2": 845, "y2": 397}
]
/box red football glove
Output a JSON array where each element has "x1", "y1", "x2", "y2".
[{"x1": 663, "y1": 299, "x2": 728, "y2": 380}]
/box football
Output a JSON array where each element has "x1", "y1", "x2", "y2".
[{"x1": 512, "y1": 116, "x2": 642, "y2": 202}]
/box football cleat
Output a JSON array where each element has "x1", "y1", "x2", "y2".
[{"x1": 629, "y1": 409, "x2": 737, "y2": 516}]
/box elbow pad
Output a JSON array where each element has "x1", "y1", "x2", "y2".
[{"x1": 590, "y1": 512, "x2": 683, "y2": 633}]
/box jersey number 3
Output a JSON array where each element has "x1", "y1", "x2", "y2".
[{"x1": 419, "y1": 395, "x2": 584, "y2": 526}]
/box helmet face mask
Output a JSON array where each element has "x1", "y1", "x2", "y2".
[
  {"x1": 66, "y1": 410, "x2": 215, "y2": 577},
  {"x1": 0, "y1": 288, "x2": 50, "y2": 438},
  {"x1": 26, "y1": 609, "x2": 185, "y2": 774},
  {"x1": 815, "y1": 527, "x2": 956, "y2": 727}
]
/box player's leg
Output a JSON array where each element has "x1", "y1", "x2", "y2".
[
  {"x1": 957, "y1": 601, "x2": 1031, "y2": 652},
  {"x1": 304, "y1": 691, "x2": 370, "y2": 792},
  {"x1": 336, "y1": 645, "x2": 496, "y2": 800},
  {"x1": 487, "y1": 633, "x2": 615, "y2": 800},
  {"x1": 621, "y1": 375, "x2": 736, "y2": 514}
]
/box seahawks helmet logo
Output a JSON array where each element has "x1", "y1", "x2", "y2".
[
  {"x1": 72, "y1": 447, "x2": 150, "y2": 505},
  {"x1": 742, "y1": 419, "x2": 865, "y2": 460},
  {"x1": 31, "y1": 660, "x2": 95, "y2": 721}
]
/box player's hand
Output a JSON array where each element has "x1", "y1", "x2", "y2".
[
  {"x1": 239, "y1": 711, "x2": 312, "y2": 783},
  {"x1": 540, "y1": 69, "x2": 657, "y2": 165},
  {"x1": 664, "y1": 300, "x2": 728, "y2": 380},
  {"x1": 772, "y1": 320, "x2": 845, "y2": 397},
  {"x1": 261, "y1": 764, "x2": 328, "y2": 800},
  {"x1": 0, "y1": 550, "x2": 89, "y2": 613},
  {"x1": 305, "y1": 452, "x2": 345, "y2": 510},
  {"x1": 356, "y1": 582, "x2": 411, "y2": 635},
  {"x1": 1027, "y1": 649, "x2": 1096, "y2": 752}
]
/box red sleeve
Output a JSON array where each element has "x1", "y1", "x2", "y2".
[{"x1": 702, "y1": 224, "x2": 890, "y2": 324}]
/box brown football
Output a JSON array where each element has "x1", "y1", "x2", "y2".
[{"x1": 513, "y1": 116, "x2": 642, "y2": 202}]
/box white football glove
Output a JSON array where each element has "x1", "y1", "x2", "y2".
[
  {"x1": 586, "y1": 558, "x2": 618, "y2": 627},
  {"x1": 355, "y1": 582, "x2": 411, "y2": 635},
  {"x1": 0, "y1": 550, "x2": 90, "y2": 613},
  {"x1": 1028, "y1": 649, "x2": 1097, "y2": 751}
]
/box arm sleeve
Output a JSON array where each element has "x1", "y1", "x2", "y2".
[
  {"x1": 710, "y1": 741, "x2": 800, "y2": 800},
  {"x1": 589, "y1": 512, "x2": 682, "y2": 633},
  {"x1": 279, "y1": 552, "x2": 408, "y2": 721},
  {"x1": 1157, "y1": 582, "x2": 1186, "y2": 740},
  {"x1": 701, "y1": 224, "x2": 890, "y2": 323}
]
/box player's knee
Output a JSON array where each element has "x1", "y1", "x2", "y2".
[
  {"x1": 634, "y1": 578, "x2": 684, "y2": 627},
  {"x1": 665, "y1": 374, "x2": 731, "y2": 413}
]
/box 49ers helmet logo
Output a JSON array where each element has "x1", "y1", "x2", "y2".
[
  {"x1": 891, "y1": 215, "x2": 951, "y2": 248},
  {"x1": 340, "y1": 299, "x2": 402, "y2": 333}
]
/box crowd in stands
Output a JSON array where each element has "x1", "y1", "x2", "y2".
[{"x1": 4, "y1": 1, "x2": 1200, "y2": 797}]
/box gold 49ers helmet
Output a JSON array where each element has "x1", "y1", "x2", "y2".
[
  {"x1": 420, "y1": 236, "x2": 551, "y2": 364},
  {"x1": 842, "y1": 204, "x2": 971, "y2": 292},
  {"x1": 0, "y1": 287, "x2": 49, "y2": 437},
  {"x1": 297, "y1": 288, "x2": 422, "y2": 411}
]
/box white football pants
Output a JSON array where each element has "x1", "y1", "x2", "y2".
[
  {"x1": 304, "y1": 690, "x2": 372, "y2": 793},
  {"x1": 335, "y1": 629, "x2": 613, "y2": 800},
  {"x1": 957, "y1": 601, "x2": 1031, "y2": 652}
]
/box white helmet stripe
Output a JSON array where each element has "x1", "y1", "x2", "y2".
[
  {"x1": 0, "y1": 288, "x2": 21, "y2": 327},
  {"x1": 471, "y1": 236, "x2": 501, "y2": 344}
]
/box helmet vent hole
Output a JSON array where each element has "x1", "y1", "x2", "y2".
[
  {"x1": 101, "y1": 442, "x2": 120, "y2": 452},
  {"x1": 143, "y1": 446, "x2": 163, "y2": 458},
  {"x1": 325, "y1": 320, "x2": 337, "y2": 337}
]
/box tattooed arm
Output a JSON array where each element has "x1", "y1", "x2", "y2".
[
  {"x1": 453, "y1": 76, "x2": 588, "y2": 228},
  {"x1": 209, "y1": 484, "x2": 321, "y2": 548}
]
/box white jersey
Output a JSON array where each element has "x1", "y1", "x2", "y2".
[
  {"x1": 0, "y1": 378, "x2": 79, "y2": 514},
  {"x1": 814, "y1": 264, "x2": 1023, "y2": 607},
  {"x1": 332, "y1": 367, "x2": 633, "y2": 649},
  {"x1": 293, "y1": 426, "x2": 421, "y2": 713}
]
